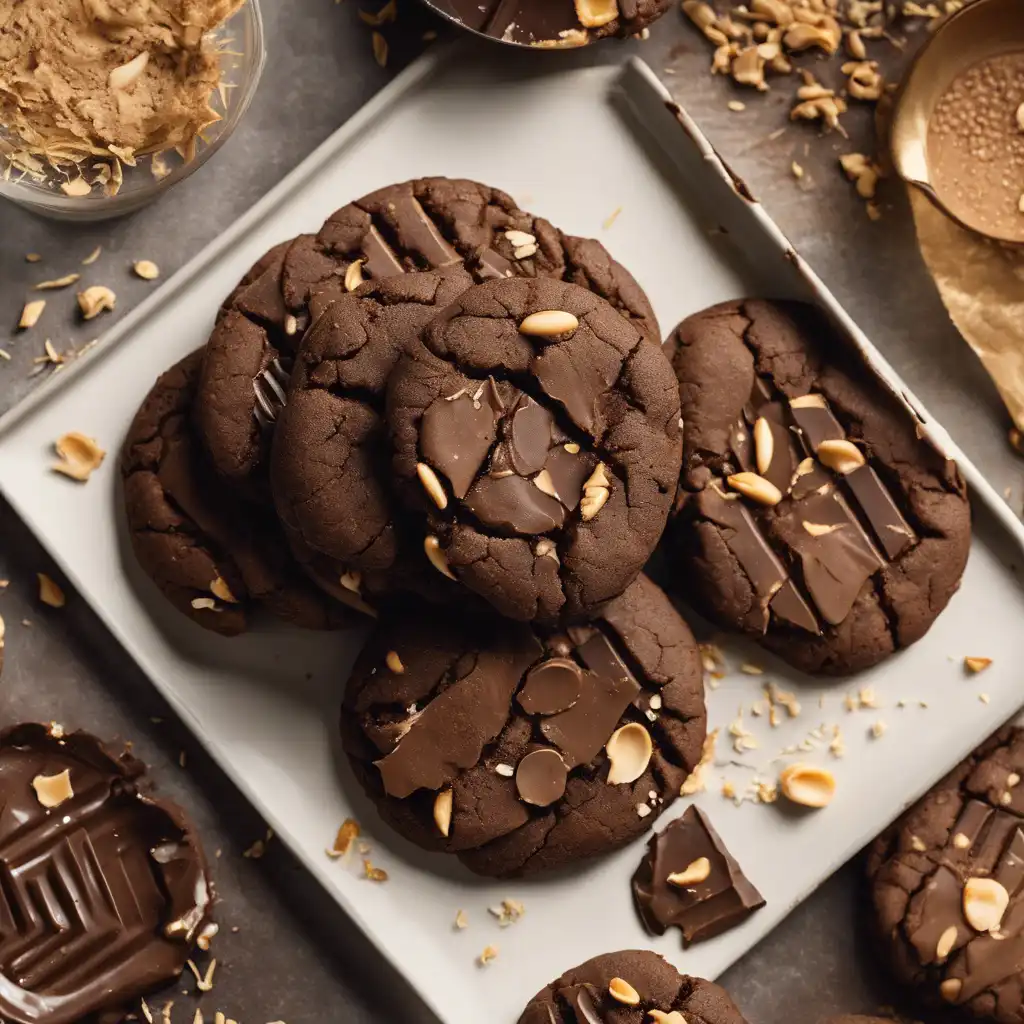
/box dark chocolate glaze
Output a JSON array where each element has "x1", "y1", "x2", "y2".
[{"x1": 0, "y1": 725, "x2": 212, "y2": 1024}]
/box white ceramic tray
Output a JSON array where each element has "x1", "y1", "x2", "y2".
[{"x1": 2, "y1": 48, "x2": 1024, "y2": 1024}]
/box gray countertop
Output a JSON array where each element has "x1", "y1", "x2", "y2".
[{"x1": 1, "y1": 3, "x2": 1021, "y2": 1022}]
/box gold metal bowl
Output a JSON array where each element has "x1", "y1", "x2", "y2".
[{"x1": 891, "y1": 0, "x2": 1024, "y2": 245}]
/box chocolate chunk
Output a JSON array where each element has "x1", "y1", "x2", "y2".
[
  {"x1": 540, "y1": 634, "x2": 642, "y2": 768},
  {"x1": 515, "y1": 748, "x2": 569, "y2": 807},
  {"x1": 0, "y1": 724, "x2": 211, "y2": 1024},
  {"x1": 543, "y1": 444, "x2": 593, "y2": 511},
  {"x1": 632, "y1": 805, "x2": 765, "y2": 945},
  {"x1": 531, "y1": 343, "x2": 615, "y2": 434},
  {"x1": 374, "y1": 656, "x2": 520, "y2": 799},
  {"x1": 507, "y1": 395, "x2": 554, "y2": 477},
  {"x1": 464, "y1": 473, "x2": 566, "y2": 535},
  {"x1": 421, "y1": 393, "x2": 499, "y2": 500},
  {"x1": 518, "y1": 657, "x2": 582, "y2": 715}
]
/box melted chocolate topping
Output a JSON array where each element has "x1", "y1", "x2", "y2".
[{"x1": 0, "y1": 725, "x2": 211, "y2": 1024}]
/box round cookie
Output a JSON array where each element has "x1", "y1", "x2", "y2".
[
  {"x1": 387, "y1": 277, "x2": 682, "y2": 624},
  {"x1": 518, "y1": 950, "x2": 749, "y2": 1024},
  {"x1": 194, "y1": 236, "x2": 316, "y2": 497},
  {"x1": 867, "y1": 726, "x2": 1024, "y2": 1023},
  {"x1": 341, "y1": 573, "x2": 706, "y2": 877},
  {"x1": 292, "y1": 176, "x2": 659, "y2": 343},
  {"x1": 270, "y1": 267, "x2": 474, "y2": 608},
  {"x1": 665, "y1": 298, "x2": 971, "y2": 676},
  {"x1": 0, "y1": 723, "x2": 211, "y2": 1024},
  {"x1": 122, "y1": 351, "x2": 358, "y2": 636},
  {"x1": 819, "y1": 1018, "x2": 898, "y2": 1024}
]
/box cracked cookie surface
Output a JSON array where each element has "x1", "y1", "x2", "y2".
[
  {"x1": 341, "y1": 574, "x2": 705, "y2": 877},
  {"x1": 122, "y1": 352, "x2": 358, "y2": 636},
  {"x1": 868, "y1": 727, "x2": 1024, "y2": 1023},
  {"x1": 665, "y1": 299, "x2": 970, "y2": 676},
  {"x1": 270, "y1": 268, "x2": 474, "y2": 609},
  {"x1": 517, "y1": 949, "x2": 748, "y2": 1024},
  {"x1": 387, "y1": 277, "x2": 682, "y2": 624}
]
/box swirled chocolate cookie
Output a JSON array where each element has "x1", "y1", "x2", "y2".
[
  {"x1": 867, "y1": 727, "x2": 1024, "y2": 1023},
  {"x1": 435, "y1": 1, "x2": 673, "y2": 46},
  {"x1": 518, "y1": 950, "x2": 749, "y2": 1024},
  {"x1": 270, "y1": 268, "x2": 474, "y2": 609},
  {"x1": 0, "y1": 724, "x2": 211, "y2": 1024},
  {"x1": 341, "y1": 574, "x2": 705, "y2": 877},
  {"x1": 387, "y1": 278, "x2": 682, "y2": 624},
  {"x1": 666, "y1": 299, "x2": 971, "y2": 675},
  {"x1": 122, "y1": 352, "x2": 358, "y2": 636}
]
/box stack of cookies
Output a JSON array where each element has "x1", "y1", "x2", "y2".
[{"x1": 122, "y1": 175, "x2": 972, "y2": 884}]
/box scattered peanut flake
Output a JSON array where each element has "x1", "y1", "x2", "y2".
[
  {"x1": 477, "y1": 945, "x2": 499, "y2": 967},
  {"x1": 766, "y1": 681, "x2": 801, "y2": 717},
  {"x1": 25, "y1": 253, "x2": 42, "y2": 263},
  {"x1": 18, "y1": 299, "x2": 46, "y2": 330},
  {"x1": 919, "y1": 700, "x2": 929, "y2": 709},
  {"x1": 755, "y1": 780, "x2": 778, "y2": 803},
  {"x1": 729, "y1": 711, "x2": 758, "y2": 753},
  {"x1": 363, "y1": 858, "x2": 388, "y2": 882},
  {"x1": 142, "y1": 999, "x2": 155, "y2": 1024},
  {"x1": 186, "y1": 959, "x2": 217, "y2": 992},
  {"x1": 829, "y1": 725, "x2": 845, "y2": 758},
  {"x1": 964, "y1": 656, "x2": 992, "y2": 674},
  {"x1": 843, "y1": 693, "x2": 857, "y2": 712},
  {"x1": 327, "y1": 818, "x2": 361, "y2": 859},
  {"x1": 77, "y1": 285, "x2": 116, "y2": 320},
  {"x1": 34, "y1": 273, "x2": 80, "y2": 291},
  {"x1": 372, "y1": 31, "x2": 388, "y2": 67},
  {"x1": 81, "y1": 246, "x2": 102, "y2": 266},
  {"x1": 454, "y1": 909, "x2": 469, "y2": 930},
  {"x1": 870, "y1": 720, "x2": 887, "y2": 739},
  {"x1": 750, "y1": 699, "x2": 767, "y2": 717},
  {"x1": 242, "y1": 832, "x2": 269, "y2": 859},
  {"x1": 858, "y1": 686, "x2": 878, "y2": 708},
  {"x1": 699, "y1": 642, "x2": 726, "y2": 678},
  {"x1": 728, "y1": 100, "x2": 746, "y2": 111},
  {"x1": 980, "y1": 693, "x2": 991, "y2": 704},
  {"x1": 636, "y1": 802, "x2": 652, "y2": 818},
  {"x1": 0, "y1": 349, "x2": 10, "y2": 361},
  {"x1": 602, "y1": 206, "x2": 623, "y2": 230},
  {"x1": 150, "y1": 152, "x2": 172, "y2": 180},
  {"x1": 721, "y1": 779, "x2": 737, "y2": 800},
  {"x1": 134, "y1": 260, "x2": 161, "y2": 280},
  {"x1": 791, "y1": 161, "x2": 805, "y2": 178},
  {"x1": 910, "y1": 834, "x2": 926, "y2": 852},
  {"x1": 739, "y1": 662, "x2": 763, "y2": 675},
  {"x1": 37, "y1": 573, "x2": 65, "y2": 608},
  {"x1": 196, "y1": 922, "x2": 218, "y2": 951},
  {"x1": 61, "y1": 178, "x2": 92, "y2": 197},
  {"x1": 359, "y1": 0, "x2": 397, "y2": 25},
  {"x1": 494, "y1": 763, "x2": 514, "y2": 777},
  {"x1": 488, "y1": 898, "x2": 525, "y2": 927},
  {"x1": 768, "y1": 705, "x2": 781, "y2": 728},
  {"x1": 681, "y1": 728, "x2": 718, "y2": 795}
]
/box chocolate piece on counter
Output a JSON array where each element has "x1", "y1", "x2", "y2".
[
  {"x1": 632, "y1": 805, "x2": 765, "y2": 945},
  {"x1": 433, "y1": 0, "x2": 674, "y2": 46},
  {"x1": 517, "y1": 950, "x2": 751, "y2": 1024},
  {"x1": 0, "y1": 724, "x2": 211, "y2": 1024},
  {"x1": 388, "y1": 277, "x2": 681, "y2": 624},
  {"x1": 342, "y1": 574, "x2": 707, "y2": 877},
  {"x1": 516, "y1": 748, "x2": 569, "y2": 807},
  {"x1": 868, "y1": 726, "x2": 1024, "y2": 1023},
  {"x1": 518, "y1": 657, "x2": 583, "y2": 715},
  {"x1": 666, "y1": 298, "x2": 971, "y2": 676}
]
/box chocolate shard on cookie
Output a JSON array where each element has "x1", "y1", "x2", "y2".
[
  {"x1": 122, "y1": 352, "x2": 360, "y2": 635},
  {"x1": 517, "y1": 950, "x2": 750, "y2": 1024},
  {"x1": 632, "y1": 805, "x2": 765, "y2": 945},
  {"x1": 341, "y1": 574, "x2": 706, "y2": 877},
  {"x1": 868, "y1": 726, "x2": 1024, "y2": 1024},
  {"x1": 387, "y1": 277, "x2": 682, "y2": 624},
  {"x1": 0, "y1": 724, "x2": 211, "y2": 1024},
  {"x1": 666, "y1": 299, "x2": 971, "y2": 675}
]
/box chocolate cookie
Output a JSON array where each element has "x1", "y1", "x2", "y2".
[
  {"x1": 270, "y1": 267, "x2": 474, "y2": 608},
  {"x1": 122, "y1": 352, "x2": 358, "y2": 636},
  {"x1": 867, "y1": 726, "x2": 1024, "y2": 1023},
  {"x1": 194, "y1": 236, "x2": 316, "y2": 497},
  {"x1": 518, "y1": 950, "x2": 749, "y2": 1024},
  {"x1": 387, "y1": 278, "x2": 682, "y2": 624},
  {"x1": 341, "y1": 574, "x2": 706, "y2": 877},
  {"x1": 666, "y1": 299, "x2": 971, "y2": 675},
  {"x1": 296, "y1": 177, "x2": 658, "y2": 342},
  {"x1": 434, "y1": 1, "x2": 673, "y2": 46},
  {"x1": 0, "y1": 723, "x2": 211, "y2": 1024}
]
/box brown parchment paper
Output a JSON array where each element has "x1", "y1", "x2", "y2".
[{"x1": 909, "y1": 188, "x2": 1024, "y2": 429}]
